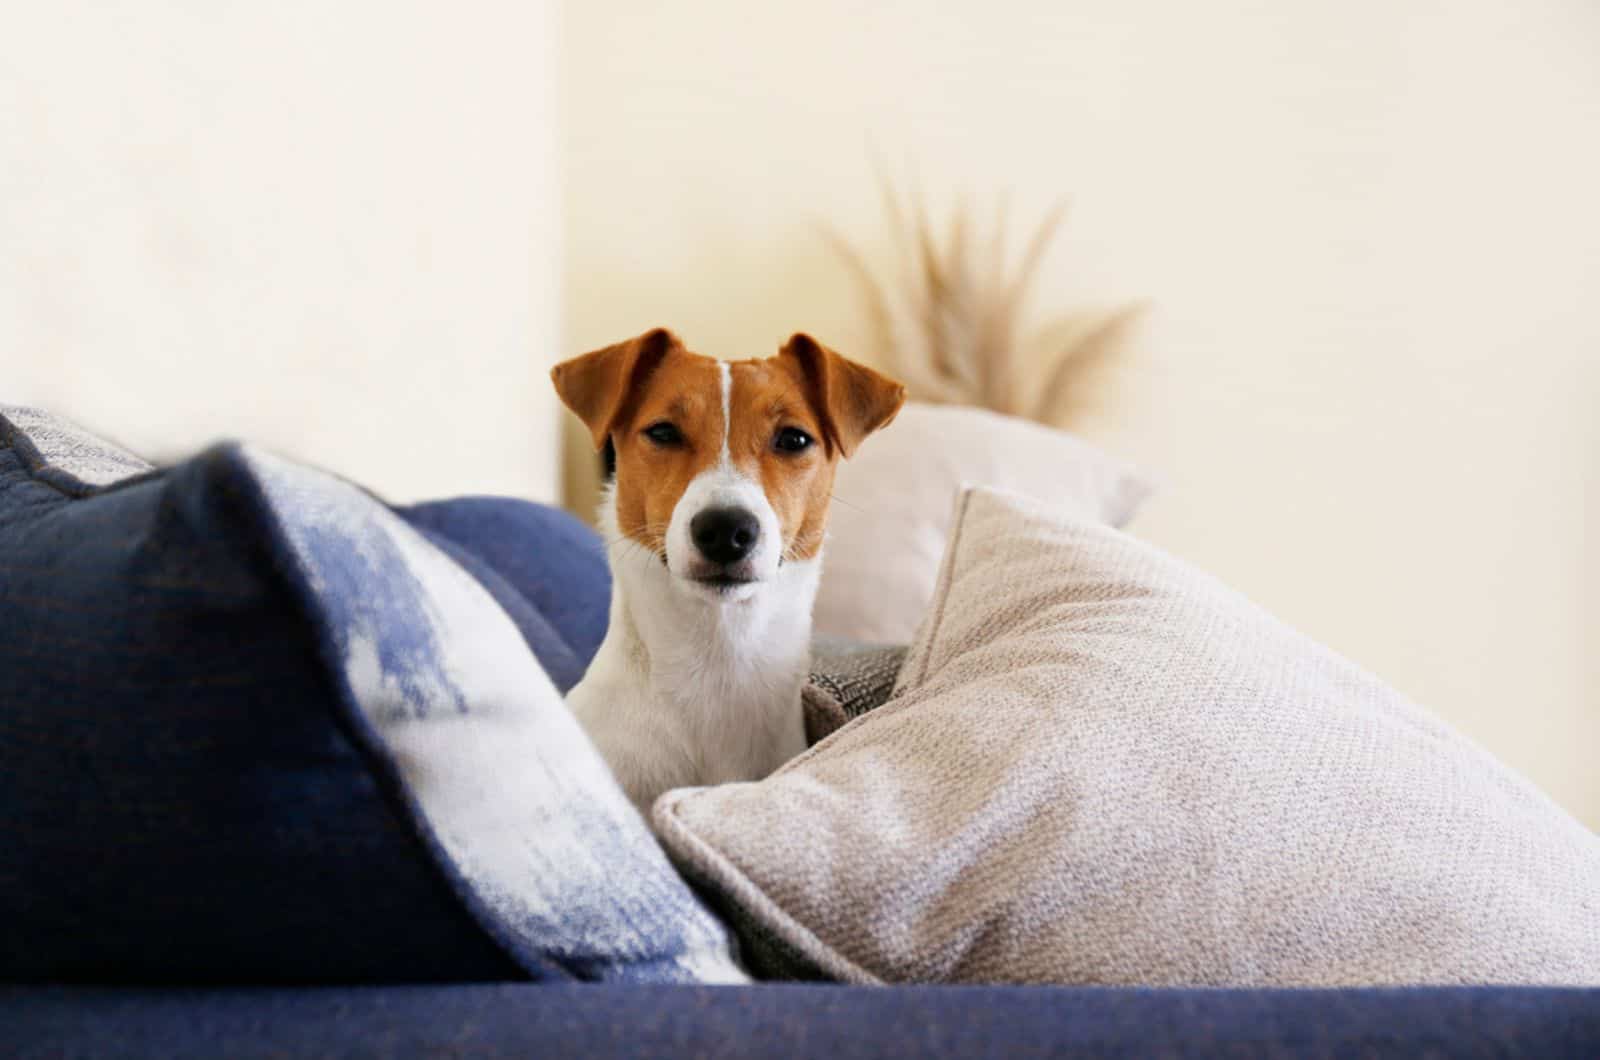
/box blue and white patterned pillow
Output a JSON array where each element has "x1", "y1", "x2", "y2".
[
  {"x1": 242, "y1": 448, "x2": 744, "y2": 982},
  {"x1": 0, "y1": 405, "x2": 744, "y2": 984}
]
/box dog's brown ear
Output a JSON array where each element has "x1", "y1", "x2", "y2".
[
  {"x1": 779, "y1": 333, "x2": 906, "y2": 458},
  {"x1": 551, "y1": 328, "x2": 684, "y2": 450}
]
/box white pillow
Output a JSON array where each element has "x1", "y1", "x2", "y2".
[
  {"x1": 816, "y1": 403, "x2": 1150, "y2": 644},
  {"x1": 657, "y1": 486, "x2": 1600, "y2": 986}
]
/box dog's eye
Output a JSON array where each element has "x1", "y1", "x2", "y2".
[
  {"x1": 642, "y1": 422, "x2": 683, "y2": 447},
  {"x1": 773, "y1": 426, "x2": 813, "y2": 453}
]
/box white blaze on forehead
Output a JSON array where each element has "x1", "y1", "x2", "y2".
[
  {"x1": 717, "y1": 360, "x2": 732, "y2": 466},
  {"x1": 662, "y1": 358, "x2": 783, "y2": 583}
]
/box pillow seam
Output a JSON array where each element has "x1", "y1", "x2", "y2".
[
  {"x1": 0, "y1": 409, "x2": 159, "y2": 499},
  {"x1": 0, "y1": 412, "x2": 89, "y2": 499},
  {"x1": 902, "y1": 486, "x2": 973, "y2": 691}
]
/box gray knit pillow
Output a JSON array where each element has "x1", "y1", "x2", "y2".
[
  {"x1": 658, "y1": 487, "x2": 1600, "y2": 986},
  {"x1": 804, "y1": 636, "x2": 907, "y2": 744}
]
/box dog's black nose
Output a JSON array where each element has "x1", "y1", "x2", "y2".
[{"x1": 690, "y1": 507, "x2": 761, "y2": 565}]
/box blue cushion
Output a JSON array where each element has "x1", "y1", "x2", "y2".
[
  {"x1": 0, "y1": 407, "x2": 739, "y2": 985},
  {"x1": 4, "y1": 984, "x2": 1599, "y2": 1059},
  {"x1": 396, "y1": 497, "x2": 611, "y2": 692}
]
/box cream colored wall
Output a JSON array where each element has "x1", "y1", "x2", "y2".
[
  {"x1": 565, "y1": 1, "x2": 1600, "y2": 825},
  {"x1": 1, "y1": 2, "x2": 562, "y2": 503}
]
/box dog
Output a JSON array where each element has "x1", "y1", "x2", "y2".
[{"x1": 551, "y1": 328, "x2": 905, "y2": 817}]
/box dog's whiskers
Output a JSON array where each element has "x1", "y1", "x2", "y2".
[
  {"x1": 604, "y1": 532, "x2": 669, "y2": 566},
  {"x1": 603, "y1": 521, "x2": 672, "y2": 553}
]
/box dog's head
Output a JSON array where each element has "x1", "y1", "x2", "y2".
[{"x1": 552, "y1": 328, "x2": 904, "y2": 601}]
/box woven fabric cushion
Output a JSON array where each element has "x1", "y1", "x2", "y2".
[
  {"x1": 0, "y1": 406, "x2": 741, "y2": 984},
  {"x1": 804, "y1": 636, "x2": 907, "y2": 745},
  {"x1": 657, "y1": 486, "x2": 1600, "y2": 986},
  {"x1": 814, "y1": 402, "x2": 1150, "y2": 644}
]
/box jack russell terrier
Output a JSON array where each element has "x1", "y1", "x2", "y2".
[{"x1": 551, "y1": 328, "x2": 904, "y2": 816}]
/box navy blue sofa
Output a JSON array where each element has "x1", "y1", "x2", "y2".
[
  {"x1": 3, "y1": 408, "x2": 1596, "y2": 1057},
  {"x1": 8, "y1": 982, "x2": 1600, "y2": 1058}
]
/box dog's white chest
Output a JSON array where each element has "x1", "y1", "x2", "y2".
[{"x1": 566, "y1": 500, "x2": 818, "y2": 817}]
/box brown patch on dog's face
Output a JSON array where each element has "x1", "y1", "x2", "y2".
[
  {"x1": 608, "y1": 353, "x2": 723, "y2": 559},
  {"x1": 724, "y1": 356, "x2": 837, "y2": 561}
]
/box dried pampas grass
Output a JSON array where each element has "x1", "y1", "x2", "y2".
[{"x1": 823, "y1": 182, "x2": 1146, "y2": 427}]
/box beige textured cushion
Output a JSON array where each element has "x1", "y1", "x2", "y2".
[
  {"x1": 657, "y1": 486, "x2": 1600, "y2": 986},
  {"x1": 814, "y1": 403, "x2": 1150, "y2": 644}
]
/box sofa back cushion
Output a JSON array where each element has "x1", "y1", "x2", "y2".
[{"x1": 815, "y1": 403, "x2": 1151, "y2": 644}]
